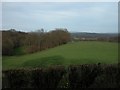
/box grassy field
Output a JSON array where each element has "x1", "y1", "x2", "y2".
[{"x1": 2, "y1": 41, "x2": 118, "y2": 70}]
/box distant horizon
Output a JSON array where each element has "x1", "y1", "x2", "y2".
[{"x1": 1, "y1": 28, "x2": 118, "y2": 34}]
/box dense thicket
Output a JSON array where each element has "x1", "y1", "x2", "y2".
[
  {"x1": 2, "y1": 29, "x2": 26, "y2": 55},
  {"x1": 2, "y1": 64, "x2": 120, "y2": 88},
  {"x1": 2, "y1": 28, "x2": 70, "y2": 55}
]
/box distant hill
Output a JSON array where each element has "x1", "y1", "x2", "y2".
[{"x1": 70, "y1": 32, "x2": 118, "y2": 38}]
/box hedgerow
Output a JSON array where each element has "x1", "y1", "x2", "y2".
[{"x1": 2, "y1": 64, "x2": 119, "y2": 89}]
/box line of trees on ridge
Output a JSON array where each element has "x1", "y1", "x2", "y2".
[{"x1": 2, "y1": 28, "x2": 71, "y2": 55}]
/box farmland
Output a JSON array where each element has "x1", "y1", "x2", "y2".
[{"x1": 2, "y1": 41, "x2": 118, "y2": 70}]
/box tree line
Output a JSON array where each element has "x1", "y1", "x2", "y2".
[{"x1": 2, "y1": 28, "x2": 71, "y2": 55}]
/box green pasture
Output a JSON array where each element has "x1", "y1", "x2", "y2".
[{"x1": 2, "y1": 41, "x2": 118, "y2": 70}]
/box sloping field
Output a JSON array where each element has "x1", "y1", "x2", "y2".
[{"x1": 2, "y1": 41, "x2": 118, "y2": 70}]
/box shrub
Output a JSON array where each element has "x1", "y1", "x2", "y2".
[
  {"x1": 2, "y1": 69, "x2": 30, "y2": 88},
  {"x1": 68, "y1": 64, "x2": 102, "y2": 88},
  {"x1": 2, "y1": 66, "x2": 66, "y2": 89},
  {"x1": 31, "y1": 66, "x2": 66, "y2": 88},
  {"x1": 89, "y1": 64, "x2": 119, "y2": 88},
  {"x1": 2, "y1": 64, "x2": 120, "y2": 89}
]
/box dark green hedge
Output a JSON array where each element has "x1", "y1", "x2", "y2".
[
  {"x1": 2, "y1": 64, "x2": 120, "y2": 89},
  {"x1": 68, "y1": 64, "x2": 119, "y2": 88}
]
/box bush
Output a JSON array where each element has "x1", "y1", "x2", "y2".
[
  {"x1": 2, "y1": 64, "x2": 120, "y2": 89},
  {"x1": 68, "y1": 64, "x2": 102, "y2": 88},
  {"x1": 2, "y1": 66, "x2": 66, "y2": 89},
  {"x1": 68, "y1": 64, "x2": 119, "y2": 88},
  {"x1": 2, "y1": 69, "x2": 30, "y2": 88},
  {"x1": 31, "y1": 66, "x2": 66, "y2": 88}
]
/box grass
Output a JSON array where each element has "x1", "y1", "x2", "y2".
[{"x1": 2, "y1": 41, "x2": 118, "y2": 70}]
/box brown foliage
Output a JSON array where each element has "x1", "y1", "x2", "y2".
[{"x1": 2, "y1": 28, "x2": 71, "y2": 55}]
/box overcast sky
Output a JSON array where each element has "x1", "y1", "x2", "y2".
[{"x1": 2, "y1": 2, "x2": 118, "y2": 33}]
